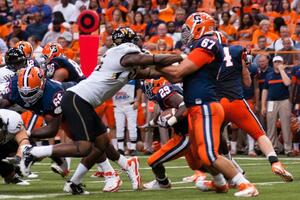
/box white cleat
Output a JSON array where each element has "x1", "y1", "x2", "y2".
[
  {"x1": 234, "y1": 183, "x2": 259, "y2": 197},
  {"x1": 27, "y1": 172, "x2": 39, "y2": 179},
  {"x1": 103, "y1": 171, "x2": 122, "y2": 192},
  {"x1": 182, "y1": 170, "x2": 206, "y2": 183},
  {"x1": 125, "y1": 156, "x2": 142, "y2": 190},
  {"x1": 272, "y1": 162, "x2": 293, "y2": 182},
  {"x1": 63, "y1": 181, "x2": 90, "y2": 195},
  {"x1": 143, "y1": 179, "x2": 171, "y2": 190},
  {"x1": 51, "y1": 160, "x2": 69, "y2": 178}
]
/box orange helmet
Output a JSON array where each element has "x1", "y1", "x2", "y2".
[
  {"x1": 182, "y1": 12, "x2": 215, "y2": 45},
  {"x1": 143, "y1": 77, "x2": 169, "y2": 101},
  {"x1": 18, "y1": 67, "x2": 45, "y2": 105},
  {"x1": 16, "y1": 41, "x2": 33, "y2": 58},
  {"x1": 42, "y1": 42, "x2": 63, "y2": 60}
]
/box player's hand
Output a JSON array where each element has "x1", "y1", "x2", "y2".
[
  {"x1": 156, "y1": 115, "x2": 169, "y2": 128},
  {"x1": 2, "y1": 155, "x2": 21, "y2": 166}
]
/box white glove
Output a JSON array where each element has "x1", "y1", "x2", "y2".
[{"x1": 157, "y1": 115, "x2": 169, "y2": 128}]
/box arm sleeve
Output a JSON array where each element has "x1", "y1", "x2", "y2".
[{"x1": 187, "y1": 48, "x2": 215, "y2": 68}]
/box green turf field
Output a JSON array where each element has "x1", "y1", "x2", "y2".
[{"x1": 0, "y1": 156, "x2": 299, "y2": 200}]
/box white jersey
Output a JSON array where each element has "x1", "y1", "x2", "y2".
[
  {"x1": 0, "y1": 66, "x2": 15, "y2": 83},
  {"x1": 113, "y1": 80, "x2": 136, "y2": 107},
  {"x1": 0, "y1": 109, "x2": 24, "y2": 144},
  {"x1": 68, "y1": 43, "x2": 141, "y2": 107}
]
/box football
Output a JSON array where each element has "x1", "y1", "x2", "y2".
[{"x1": 160, "y1": 108, "x2": 177, "y2": 120}]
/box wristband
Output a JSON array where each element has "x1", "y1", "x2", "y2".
[
  {"x1": 149, "y1": 119, "x2": 155, "y2": 126},
  {"x1": 141, "y1": 103, "x2": 147, "y2": 107},
  {"x1": 167, "y1": 116, "x2": 177, "y2": 126}
]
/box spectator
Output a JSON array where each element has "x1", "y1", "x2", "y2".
[
  {"x1": 145, "y1": 9, "x2": 164, "y2": 38},
  {"x1": 57, "y1": 31, "x2": 74, "y2": 59},
  {"x1": 74, "y1": 0, "x2": 90, "y2": 14},
  {"x1": 219, "y1": 11, "x2": 237, "y2": 42},
  {"x1": 145, "y1": 22, "x2": 173, "y2": 51},
  {"x1": 261, "y1": 56, "x2": 293, "y2": 156},
  {"x1": 166, "y1": 21, "x2": 180, "y2": 47},
  {"x1": 99, "y1": 35, "x2": 113, "y2": 57},
  {"x1": 7, "y1": 36, "x2": 19, "y2": 48},
  {"x1": 105, "y1": 0, "x2": 128, "y2": 22},
  {"x1": 88, "y1": 0, "x2": 102, "y2": 19},
  {"x1": 237, "y1": 13, "x2": 257, "y2": 41},
  {"x1": 13, "y1": 0, "x2": 30, "y2": 22},
  {"x1": 28, "y1": 35, "x2": 43, "y2": 59},
  {"x1": 7, "y1": 20, "x2": 29, "y2": 42},
  {"x1": 111, "y1": 8, "x2": 128, "y2": 29},
  {"x1": 269, "y1": 25, "x2": 295, "y2": 51},
  {"x1": 100, "y1": 22, "x2": 114, "y2": 46},
  {"x1": 252, "y1": 19, "x2": 278, "y2": 47},
  {"x1": 25, "y1": 12, "x2": 48, "y2": 41},
  {"x1": 0, "y1": 0, "x2": 13, "y2": 22},
  {"x1": 41, "y1": 13, "x2": 65, "y2": 46},
  {"x1": 279, "y1": 0, "x2": 297, "y2": 25},
  {"x1": 252, "y1": 35, "x2": 275, "y2": 65},
  {"x1": 28, "y1": 0, "x2": 52, "y2": 25},
  {"x1": 277, "y1": 37, "x2": 299, "y2": 66},
  {"x1": 130, "y1": 11, "x2": 147, "y2": 38},
  {"x1": 53, "y1": 0, "x2": 78, "y2": 23},
  {"x1": 173, "y1": 7, "x2": 186, "y2": 33},
  {"x1": 156, "y1": 0, "x2": 174, "y2": 23},
  {"x1": 262, "y1": 0, "x2": 279, "y2": 25},
  {"x1": 273, "y1": 17, "x2": 286, "y2": 36}
]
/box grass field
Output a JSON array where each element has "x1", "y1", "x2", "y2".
[{"x1": 0, "y1": 156, "x2": 299, "y2": 200}]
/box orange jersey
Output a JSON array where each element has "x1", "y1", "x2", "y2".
[
  {"x1": 219, "y1": 24, "x2": 237, "y2": 38},
  {"x1": 148, "y1": 35, "x2": 174, "y2": 49},
  {"x1": 158, "y1": 5, "x2": 175, "y2": 23},
  {"x1": 251, "y1": 29, "x2": 279, "y2": 46},
  {"x1": 130, "y1": 23, "x2": 147, "y2": 36}
]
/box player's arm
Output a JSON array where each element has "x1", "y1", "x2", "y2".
[
  {"x1": 0, "y1": 98, "x2": 12, "y2": 108},
  {"x1": 163, "y1": 93, "x2": 187, "y2": 126},
  {"x1": 120, "y1": 53, "x2": 183, "y2": 68},
  {"x1": 134, "y1": 67, "x2": 163, "y2": 79},
  {"x1": 29, "y1": 114, "x2": 61, "y2": 139},
  {"x1": 242, "y1": 60, "x2": 251, "y2": 87},
  {"x1": 156, "y1": 48, "x2": 215, "y2": 83},
  {"x1": 15, "y1": 129, "x2": 30, "y2": 157},
  {"x1": 52, "y1": 68, "x2": 69, "y2": 82},
  {"x1": 261, "y1": 89, "x2": 268, "y2": 117}
]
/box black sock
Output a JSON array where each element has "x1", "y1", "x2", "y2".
[
  {"x1": 268, "y1": 156, "x2": 279, "y2": 165},
  {"x1": 156, "y1": 177, "x2": 169, "y2": 185}
]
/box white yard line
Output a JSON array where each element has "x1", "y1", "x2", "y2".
[{"x1": 0, "y1": 180, "x2": 296, "y2": 199}]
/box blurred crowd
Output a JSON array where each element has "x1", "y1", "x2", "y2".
[{"x1": 2, "y1": 0, "x2": 300, "y2": 157}]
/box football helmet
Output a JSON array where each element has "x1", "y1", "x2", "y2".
[
  {"x1": 5, "y1": 48, "x2": 27, "y2": 72},
  {"x1": 182, "y1": 12, "x2": 215, "y2": 45},
  {"x1": 112, "y1": 27, "x2": 139, "y2": 46},
  {"x1": 143, "y1": 77, "x2": 168, "y2": 101},
  {"x1": 18, "y1": 67, "x2": 45, "y2": 105},
  {"x1": 16, "y1": 41, "x2": 33, "y2": 58},
  {"x1": 42, "y1": 42, "x2": 63, "y2": 60}
]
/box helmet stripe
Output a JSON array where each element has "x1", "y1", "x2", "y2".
[{"x1": 23, "y1": 67, "x2": 32, "y2": 88}]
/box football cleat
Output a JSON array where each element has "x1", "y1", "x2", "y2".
[
  {"x1": 272, "y1": 161, "x2": 293, "y2": 182},
  {"x1": 143, "y1": 179, "x2": 171, "y2": 190},
  {"x1": 103, "y1": 171, "x2": 122, "y2": 192},
  {"x1": 125, "y1": 156, "x2": 142, "y2": 190},
  {"x1": 4, "y1": 174, "x2": 30, "y2": 186},
  {"x1": 27, "y1": 172, "x2": 39, "y2": 179},
  {"x1": 63, "y1": 181, "x2": 90, "y2": 195},
  {"x1": 91, "y1": 171, "x2": 104, "y2": 178},
  {"x1": 51, "y1": 159, "x2": 69, "y2": 178},
  {"x1": 182, "y1": 170, "x2": 207, "y2": 183},
  {"x1": 20, "y1": 145, "x2": 35, "y2": 177},
  {"x1": 196, "y1": 180, "x2": 229, "y2": 193},
  {"x1": 234, "y1": 183, "x2": 259, "y2": 197}
]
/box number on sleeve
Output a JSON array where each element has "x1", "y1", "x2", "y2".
[
  {"x1": 223, "y1": 47, "x2": 233, "y2": 67},
  {"x1": 68, "y1": 59, "x2": 84, "y2": 76},
  {"x1": 200, "y1": 38, "x2": 216, "y2": 50}
]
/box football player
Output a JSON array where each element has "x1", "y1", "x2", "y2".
[
  {"x1": 142, "y1": 77, "x2": 206, "y2": 189},
  {"x1": 42, "y1": 42, "x2": 85, "y2": 83},
  {"x1": 0, "y1": 48, "x2": 27, "y2": 83},
  {"x1": 19, "y1": 27, "x2": 183, "y2": 194},
  {"x1": 15, "y1": 41, "x2": 40, "y2": 68},
  {"x1": 0, "y1": 109, "x2": 31, "y2": 185},
  {"x1": 155, "y1": 12, "x2": 258, "y2": 197}
]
